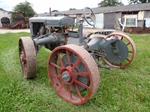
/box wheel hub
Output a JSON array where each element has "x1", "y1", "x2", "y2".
[
  {"x1": 20, "y1": 53, "x2": 26, "y2": 63},
  {"x1": 62, "y1": 71, "x2": 71, "y2": 82},
  {"x1": 105, "y1": 40, "x2": 128, "y2": 63}
]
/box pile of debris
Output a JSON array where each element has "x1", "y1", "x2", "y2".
[
  {"x1": 0, "y1": 14, "x2": 29, "y2": 29},
  {"x1": 1, "y1": 17, "x2": 10, "y2": 28},
  {"x1": 124, "y1": 27, "x2": 150, "y2": 34}
]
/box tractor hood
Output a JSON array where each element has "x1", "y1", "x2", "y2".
[{"x1": 29, "y1": 16, "x2": 75, "y2": 27}]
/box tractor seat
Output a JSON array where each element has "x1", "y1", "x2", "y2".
[
  {"x1": 68, "y1": 31, "x2": 79, "y2": 38},
  {"x1": 89, "y1": 34, "x2": 106, "y2": 38}
]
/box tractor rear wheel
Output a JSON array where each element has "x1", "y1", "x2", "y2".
[
  {"x1": 104, "y1": 32, "x2": 136, "y2": 68},
  {"x1": 48, "y1": 44, "x2": 100, "y2": 104},
  {"x1": 19, "y1": 37, "x2": 37, "y2": 79}
]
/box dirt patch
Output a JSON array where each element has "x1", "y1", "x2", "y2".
[
  {"x1": 124, "y1": 27, "x2": 150, "y2": 34},
  {"x1": 0, "y1": 28, "x2": 30, "y2": 34},
  {"x1": 0, "y1": 28, "x2": 116, "y2": 35}
]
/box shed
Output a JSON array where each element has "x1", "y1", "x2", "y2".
[{"x1": 55, "y1": 3, "x2": 150, "y2": 29}]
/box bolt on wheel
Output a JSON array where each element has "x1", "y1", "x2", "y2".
[
  {"x1": 104, "y1": 32, "x2": 136, "y2": 68},
  {"x1": 48, "y1": 44, "x2": 100, "y2": 104},
  {"x1": 19, "y1": 37, "x2": 37, "y2": 79}
]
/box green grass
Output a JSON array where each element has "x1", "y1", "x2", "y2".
[{"x1": 0, "y1": 32, "x2": 150, "y2": 112}]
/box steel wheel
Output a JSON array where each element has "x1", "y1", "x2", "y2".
[
  {"x1": 48, "y1": 44, "x2": 100, "y2": 104},
  {"x1": 19, "y1": 37, "x2": 37, "y2": 79},
  {"x1": 104, "y1": 32, "x2": 136, "y2": 68}
]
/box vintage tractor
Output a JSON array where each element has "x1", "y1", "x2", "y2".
[{"x1": 19, "y1": 7, "x2": 136, "y2": 105}]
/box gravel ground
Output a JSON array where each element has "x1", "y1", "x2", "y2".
[
  {"x1": 0, "y1": 28, "x2": 116, "y2": 34},
  {"x1": 0, "y1": 28, "x2": 30, "y2": 34}
]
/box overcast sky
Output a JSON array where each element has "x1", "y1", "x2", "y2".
[{"x1": 0, "y1": 0, "x2": 128, "y2": 13}]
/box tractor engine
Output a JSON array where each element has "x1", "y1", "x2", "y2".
[{"x1": 29, "y1": 16, "x2": 75, "y2": 51}]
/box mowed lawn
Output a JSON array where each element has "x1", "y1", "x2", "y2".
[{"x1": 0, "y1": 32, "x2": 149, "y2": 112}]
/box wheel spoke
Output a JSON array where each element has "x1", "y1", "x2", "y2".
[
  {"x1": 75, "y1": 84, "x2": 83, "y2": 103},
  {"x1": 21, "y1": 61, "x2": 25, "y2": 65},
  {"x1": 74, "y1": 80, "x2": 90, "y2": 90},
  {"x1": 57, "y1": 82, "x2": 65, "y2": 93},
  {"x1": 23, "y1": 57, "x2": 27, "y2": 61},
  {"x1": 126, "y1": 58, "x2": 131, "y2": 62},
  {"x1": 66, "y1": 50, "x2": 71, "y2": 66},
  {"x1": 67, "y1": 85, "x2": 73, "y2": 99},
  {"x1": 57, "y1": 52, "x2": 64, "y2": 68},
  {"x1": 22, "y1": 57, "x2": 26, "y2": 62},
  {"x1": 50, "y1": 62, "x2": 62, "y2": 70},
  {"x1": 129, "y1": 51, "x2": 133, "y2": 53},
  {"x1": 121, "y1": 36, "x2": 123, "y2": 40},
  {"x1": 75, "y1": 72, "x2": 89, "y2": 76},
  {"x1": 72, "y1": 58, "x2": 81, "y2": 70},
  {"x1": 55, "y1": 75, "x2": 61, "y2": 79},
  {"x1": 21, "y1": 52, "x2": 26, "y2": 61},
  {"x1": 126, "y1": 42, "x2": 131, "y2": 46}
]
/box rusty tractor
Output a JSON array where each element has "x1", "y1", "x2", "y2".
[
  {"x1": 19, "y1": 7, "x2": 136, "y2": 105},
  {"x1": 1, "y1": 14, "x2": 29, "y2": 29}
]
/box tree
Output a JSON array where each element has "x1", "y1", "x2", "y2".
[
  {"x1": 69, "y1": 8, "x2": 76, "y2": 10},
  {"x1": 52, "y1": 10, "x2": 59, "y2": 12},
  {"x1": 129, "y1": 0, "x2": 150, "y2": 4},
  {"x1": 129, "y1": 0, "x2": 139, "y2": 4},
  {"x1": 13, "y1": 1, "x2": 36, "y2": 17},
  {"x1": 98, "y1": 0, "x2": 124, "y2": 7}
]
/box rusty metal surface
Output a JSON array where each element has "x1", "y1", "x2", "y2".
[
  {"x1": 19, "y1": 37, "x2": 37, "y2": 79},
  {"x1": 47, "y1": 44, "x2": 100, "y2": 104},
  {"x1": 104, "y1": 32, "x2": 136, "y2": 68},
  {"x1": 1, "y1": 14, "x2": 29, "y2": 29}
]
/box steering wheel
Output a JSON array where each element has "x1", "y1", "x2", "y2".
[{"x1": 83, "y1": 7, "x2": 96, "y2": 27}]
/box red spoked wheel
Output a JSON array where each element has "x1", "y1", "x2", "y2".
[
  {"x1": 104, "y1": 32, "x2": 136, "y2": 68},
  {"x1": 19, "y1": 37, "x2": 37, "y2": 79},
  {"x1": 48, "y1": 44, "x2": 100, "y2": 105}
]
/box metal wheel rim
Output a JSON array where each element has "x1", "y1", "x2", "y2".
[
  {"x1": 19, "y1": 37, "x2": 37, "y2": 78},
  {"x1": 48, "y1": 44, "x2": 100, "y2": 104},
  {"x1": 104, "y1": 32, "x2": 136, "y2": 68}
]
